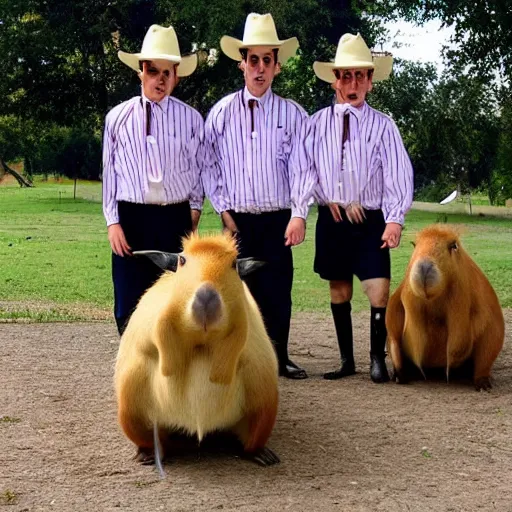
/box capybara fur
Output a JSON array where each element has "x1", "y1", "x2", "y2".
[
  {"x1": 114, "y1": 233, "x2": 279, "y2": 465},
  {"x1": 386, "y1": 225, "x2": 504, "y2": 391}
]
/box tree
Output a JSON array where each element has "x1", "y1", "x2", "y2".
[
  {"x1": 0, "y1": 116, "x2": 32, "y2": 186},
  {"x1": 490, "y1": 96, "x2": 512, "y2": 204},
  {"x1": 369, "y1": 59, "x2": 500, "y2": 196},
  {"x1": 366, "y1": 0, "x2": 512, "y2": 86}
]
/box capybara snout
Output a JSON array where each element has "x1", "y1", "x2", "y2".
[
  {"x1": 191, "y1": 283, "x2": 223, "y2": 329},
  {"x1": 410, "y1": 258, "x2": 441, "y2": 297}
]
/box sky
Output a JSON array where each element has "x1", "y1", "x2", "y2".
[{"x1": 379, "y1": 19, "x2": 456, "y2": 73}]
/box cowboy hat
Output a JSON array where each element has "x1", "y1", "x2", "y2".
[
  {"x1": 313, "y1": 33, "x2": 393, "y2": 83},
  {"x1": 118, "y1": 24, "x2": 197, "y2": 77},
  {"x1": 220, "y1": 13, "x2": 299, "y2": 64}
]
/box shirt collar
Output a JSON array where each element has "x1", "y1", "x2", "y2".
[
  {"x1": 243, "y1": 86, "x2": 272, "y2": 109},
  {"x1": 334, "y1": 100, "x2": 367, "y2": 120},
  {"x1": 141, "y1": 91, "x2": 170, "y2": 113}
]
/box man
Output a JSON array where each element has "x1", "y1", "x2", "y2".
[
  {"x1": 308, "y1": 33, "x2": 413, "y2": 382},
  {"x1": 203, "y1": 13, "x2": 317, "y2": 379},
  {"x1": 102, "y1": 25, "x2": 203, "y2": 335}
]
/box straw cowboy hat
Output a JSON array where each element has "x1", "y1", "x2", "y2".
[
  {"x1": 313, "y1": 33, "x2": 393, "y2": 83},
  {"x1": 118, "y1": 24, "x2": 197, "y2": 77},
  {"x1": 220, "y1": 13, "x2": 299, "y2": 64}
]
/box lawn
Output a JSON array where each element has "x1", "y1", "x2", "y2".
[{"x1": 1, "y1": 178, "x2": 512, "y2": 321}]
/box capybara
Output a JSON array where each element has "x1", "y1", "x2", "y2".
[
  {"x1": 114, "y1": 233, "x2": 279, "y2": 466},
  {"x1": 386, "y1": 224, "x2": 504, "y2": 391}
]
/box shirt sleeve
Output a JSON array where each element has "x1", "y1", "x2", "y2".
[
  {"x1": 188, "y1": 112, "x2": 205, "y2": 210},
  {"x1": 101, "y1": 113, "x2": 119, "y2": 226},
  {"x1": 289, "y1": 109, "x2": 318, "y2": 219},
  {"x1": 380, "y1": 119, "x2": 414, "y2": 225},
  {"x1": 202, "y1": 107, "x2": 228, "y2": 214}
]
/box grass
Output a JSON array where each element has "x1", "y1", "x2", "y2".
[
  {"x1": 0, "y1": 416, "x2": 21, "y2": 423},
  {"x1": 1, "y1": 177, "x2": 512, "y2": 321},
  {"x1": 0, "y1": 489, "x2": 18, "y2": 505}
]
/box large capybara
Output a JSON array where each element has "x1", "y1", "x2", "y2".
[
  {"x1": 386, "y1": 224, "x2": 504, "y2": 391},
  {"x1": 114, "y1": 233, "x2": 279, "y2": 467}
]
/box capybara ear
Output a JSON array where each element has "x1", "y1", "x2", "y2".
[
  {"x1": 237, "y1": 258, "x2": 265, "y2": 277},
  {"x1": 133, "y1": 251, "x2": 179, "y2": 272}
]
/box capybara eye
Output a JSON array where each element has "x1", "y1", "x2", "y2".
[
  {"x1": 179, "y1": 255, "x2": 186, "y2": 266},
  {"x1": 449, "y1": 242, "x2": 458, "y2": 251}
]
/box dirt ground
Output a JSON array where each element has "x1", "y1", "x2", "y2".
[{"x1": 1, "y1": 311, "x2": 511, "y2": 512}]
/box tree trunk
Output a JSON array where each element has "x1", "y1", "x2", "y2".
[
  {"x1": 74, "y1": 178, "x2": 77, "y2": 199},
  {"x1": 0, "y1": 158, "x2": 33, "y2": 187}
]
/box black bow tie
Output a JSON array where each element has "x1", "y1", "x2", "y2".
[
  {"x1": 248, "y1": 99, "x2": 258, "y2": 134},
  {"x1": 343, "y1": 112, "x2": 350, "y2": 145},
  {"x1": 145, "y1": 101, "x2": 151, "y2": 136}
]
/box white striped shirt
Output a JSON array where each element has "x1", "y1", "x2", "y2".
[
  {"x1": 308, "y1": 101, "x2": 414, "y2": 225},
  {"x1": 202, "y1": 87, "x2": 316, "y2": 219},
  {"x1": 102, "y1": 93, "x2": 204, "y2": 226}
]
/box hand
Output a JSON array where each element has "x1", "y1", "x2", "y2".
[
  {"x1": 345, "y1": 202, "x2": 366, "y2": 224},
  {"x1": 381, "y1": 222, "x2": 402, "y2": 249},
  {"x1": 221, "y1": 211, "x2": 239, "y2": 235},
  {"x1": 191, "y1": 209, "x2": 201, "y2": 232},
  {"x1": 285, "y1": 217, "x2": 306, "y2": 247},
  {"x1": 328, "y1": 203, "x2": 343, "y2": 223},
  {"x1": 107, "y1": 223, "x2": 132, "y2": 257}
]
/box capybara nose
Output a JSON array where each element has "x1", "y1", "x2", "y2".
[
  {"x1": 418, "y1": 259, "x2": 439, "y2": 288},
  {"x1": 192, "y1": 284, "x2": 222, "y2": 329}
]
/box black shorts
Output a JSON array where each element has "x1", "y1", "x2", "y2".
[{"x1": 314, "y1": 205, "x2": 391, "y2": 282}]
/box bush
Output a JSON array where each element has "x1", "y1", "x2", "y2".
[
  {"x1": 57, "y1": 129, "x2": 101, "y2": 181},
  {"x1": 414, "y1": 180, "x2": 458, "y2": 203},
  {"x1": 489, "y1": 168, "x2": 512, "y2": 206}
]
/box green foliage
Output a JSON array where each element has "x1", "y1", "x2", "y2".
[
  {"x1": 0, "y1": 489, "x2": 18, "y2": 505},
  {"x1": 490, "y1": 96, "x2": 512, "y2": 204},
  {"x1": 367, "y1": 0, "x2": 512, "y2": 84},
  {"x1": 1, "y1": 122, "x2": 102, "y2": 180},
  {"x1": 413, "y1": 180, "x2": 456, "y2": 203},
  {"x1": 57, "y1": 129, "x2": 102, "y2": 181},
  {"x1": 0, "y1": 116, "x2": 22, "y2": 162},
  {"x1": 370, "y1": 60, "x2": 501, "y2": 194},
  {"x1": 30, "y1": 124, "x2": 71, "y2": 178}
]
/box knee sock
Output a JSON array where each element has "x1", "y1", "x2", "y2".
[
  {"x1": 370, "y1": 306, "x2": 387, "y2": 356},
  {"x1": 331, "y1": 302, "x2": 354, "y2": 364}
]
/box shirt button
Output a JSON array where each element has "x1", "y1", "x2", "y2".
[{"x1": 147, "y1": 135, "x2": 156, "y2": 144}]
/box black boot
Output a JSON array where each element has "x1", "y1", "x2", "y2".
[
  {"x1": 370, "y1": 307, "x2": 390, "y2": 383},
  {"x1": 279, "y1": 358, "x2": 308, "y2": 379},
  {"x1": 275, "y1": 341, "x2": 308, "y2": 379},
  {"x1": 324, "y1": 302, "x2": 356, "y2": 380}
]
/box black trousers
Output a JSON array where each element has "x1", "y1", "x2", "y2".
[
  {"x1": 112, "y1": 201, "x2": 192, "y2": 335},
  {"x1": 314, "y1": 206, "x2": 390, "y2": 282},
  {"x1": 229, "y1": 209, "x2": 293, "y2": 365}
]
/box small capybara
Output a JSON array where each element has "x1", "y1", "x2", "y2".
[
  {"x1": 386, "y1": 224, "x2": 504, "y2": 391},
  {"x1": 114, "y1": 233, "x2": 279, "y2": 467}
]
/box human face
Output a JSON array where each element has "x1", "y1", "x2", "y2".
[
  {"x1": 140, "y1": 59, "x2": 178, "y2": 102},
  {"x1": 333, "y1": 68, "x2": 373, "y2": 107},
  {"x1": 240, "y1": 46, "x2": 281, "y2": 98}
]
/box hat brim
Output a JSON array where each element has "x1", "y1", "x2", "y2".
[
  {"x1": 118, "y1": 51, "x2": 198, "y2": 77},
  {"x1": 220, "y1": 35, "x2": 299, "y2": 64},
  {"x1": 313, "y1": 55, "x2": 393, "y2": 83}
]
